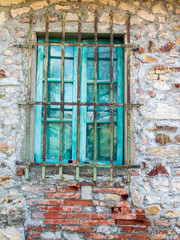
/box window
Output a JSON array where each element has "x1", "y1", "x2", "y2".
[{"x1": 34, "y1": 38, "x2": 124, "y2": 165}]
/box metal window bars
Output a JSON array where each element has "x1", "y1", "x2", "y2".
[{"x1": 17, "y1": 9, "x2": 141, "y2": 184}]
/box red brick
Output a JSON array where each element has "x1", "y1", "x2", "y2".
[
  {"x1": 29, "y1": 232, "x2": 40, "y2": 238},
  {"x1": 65, "y1": 200, "x2": 93, "y2": 206},
  {"x1": 16, "y1": 168, "x2": 24, "y2": 176},
  {"x1": 148, "y1": 90, "x2": 156, "y2": 98},
  {"x1": 122, "y1": 226, "x2": 133, "y2": 233},
  {"x1": 64, "y1": 186, "x2": 80, "y2": 191},
  {"x1": 111, "y1": 213, "x2": 134, "y2": 220},
  {"x1": 116, "y1": 201, "x2": 130, "y2": 208},
  {"x1": 121, "y1": 208, "x2": 132, "y2": 214},
  {"x1": 116, "y1": 220, "x2": 151, "y2": 226},
  {"x1": 85, "y1": 233, "x2": 107, "y2": 239},
  {"x1": 81, "y1": 219, "x2": 115, "y2": 226},
  {"x1": 134, "y1": 227, "x2": 147, "y2": 232},
  {"x1": 47, "y1": 206, "x2": 81, "y2": 212},
  {"x1": 29, "y1": 199, "x2": 64, "y2": 205},
  {"x1": 136, "y1": 215, "x2": 149, "y2": 221},
  {"x1": 135, "y1": 209, "x2": 146, "y2": 215},
  {"x1": 93, "y1": 187, "x2": 127, "y2": 195},
  {"x1": 62, "y1": 226, "x2": 94, "y2": 232},
  {"x1": 67, "y1": 213, "x2": 107, "y2": 219},
  {"x1": 46, "y1": 192, "x2": 80, "y2": 199},
  {"x1": 112, "y1": 207, "x2": 119, "y2": 213},
  {"x1": 45, "y1": 219, "x2": 79, "y2": 225},
  {"x1": 137, "y1": 88, "x2": 144, "y2": 93},
  {"x1": 139, "y1": 47, "x2": 145, "y2": 53}
]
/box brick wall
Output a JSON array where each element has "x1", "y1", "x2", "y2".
[{"x1": 0, "y1": 0, "x2": 180, "y2": 239}]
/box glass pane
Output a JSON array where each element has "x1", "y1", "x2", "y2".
[
  {"x1": 97, "y1": 106, "x2": 110, "y2": 121},
  {"x1": 64, "y1": 46, "x2": 74, "y2": 80},
  {"x1": 87, "y1": 123, "x2": 117, "y2": 163},
  {"x1": 46, "y1": 122, "x2": 60, "y2": 160},
  {"x1": 50, "y1": 46, "x2": 61, "y2": 57},
  {"x1": 87, "y1": 106, "x2": 94, "y2": 122},
  {"x1": 65, "y1": 46, "x2": 73, "y2": 58},
  {"x1": 48, "y1": 58, "x2": 61, "y2": 79},
  {"x1": 87, "y1": 84, "x2": 117, "y2": 103},
  {"x1": 46, "y1": 83, "x2": 73, "y2": 119},
  {"x1": 63, "y1": 123, "x2": 72, "y2": 160}
]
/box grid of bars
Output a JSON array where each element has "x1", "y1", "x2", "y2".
[{"x1": 17, "y1": 9, "x2": 140, "y2": 184}]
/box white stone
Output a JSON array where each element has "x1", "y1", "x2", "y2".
[
  {"x1": 0, "y1": 12, "x2": 6, "y2": 25},
  {"x1": 81, "y1": 186, "x2": 92, "y2": 200},
  {"x1": 4, "y1": 50, "x2": 13, "y2": 56},
  {"x1": 130, "y1": 179, "x2": 146, "y2": 207},
  {"x1": 140, "y1": 103, "x2": 180, "y2": 120},
  {"x1": 154, "y1": 81, "x2": 171, "y2": 91},
  {"x1": 0, "y1": 227, "x2": 21, "y2": 240},
  {"x1": 41, "y1": 232, "x2": 56, "y2": 239},
  {"x1": 159, "y1": 75, "x2": 170, "y2": 81},
  {"x1": 137, "y1": 10, "x2": 155, "y2": 22},
  {"x1": 152, "y1": 177, "x2": 169, "y2": 192},
  {"x1": 165, "y1": 59, "x2": 175, "y2": 64},
  {"x1": 171, "y1": 178, "x2": 180, "y2": 192},
  {"x1": 66, "y1": 12, "x2": 78, "y2": 21},
  {"x1": 149, "y1": 147, "x2": 180, "y2": 158}
]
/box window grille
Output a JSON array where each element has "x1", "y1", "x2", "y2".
[{"x1": 17, "y1": 9, "x2": 140, "y2": 185}]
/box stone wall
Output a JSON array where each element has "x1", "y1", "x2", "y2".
[{"x1": 0, "y1": 0, "x2": 180, "y2": 239}]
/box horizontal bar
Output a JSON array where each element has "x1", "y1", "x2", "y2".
[
  {"x1": 18, "y1": 42, "x2": 139, "y2": 49},
  {"x1": 18, "y1": 101, "x2": 141, "y2": 107},
  {"x1": 16, "y1": 161, "x2": 140, "y2": 169},
  {"x1": 41, "y1": 118, "x2": 118, "y2": 124}
]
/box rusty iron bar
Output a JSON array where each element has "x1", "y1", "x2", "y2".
[
  {"x1": 93, "y1": 11, "x2": 98, "y2": 183},
  {"x1": 16, "y1": 161, "x2": 140, "y2": 169},
  {"x1": 18, "y1": 101, "x2": 140, "y2": 108},
  {"x1": 109, "y1": 11, "x2": 114, "y2": 186},
  {"x1": 25, "y1": 8, "x2": 34, "y2": 180},
  {"x1": 42, "y1": 10, "x2": 50, "y2": 180},
  {"x1": 19, "y1": 41, "x2": 138, "y2": 49},
  {"x1": 59, "y1": 11, "x2": 66, "y2": 181},
  {"x1": 76, "y1": 10, "x2": 82, "y2": 182},
  {"x1": 126, "y1": 12, "x2": 131, "y2": 184}
]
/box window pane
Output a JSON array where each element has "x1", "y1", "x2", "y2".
[
  {"x1": 97, "y1": 106, "x2": 110, "y2": 121},
  {"x1": 63, "y1": 123, "x2": 72, "y2": 160},
  {"x1": 50, "y1": 46, "x2": 61, "y2": 57},
  {"x1": 46, "y1": 122, "x2": 60, "y2": 160},
  {"x1": 64, "y1": 46, "x2": 74, "y2": 80},
  {"x1": 48, "y1": 58, "x2": 61, "y2": 79}
]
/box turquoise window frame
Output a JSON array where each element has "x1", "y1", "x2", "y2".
[{"x1": 35, "y1": 38, "x2": 123, "y2": 165}]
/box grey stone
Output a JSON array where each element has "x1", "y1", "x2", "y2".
[{"x1": 81, "y1": 186, "x2": 92, "y2": 200}]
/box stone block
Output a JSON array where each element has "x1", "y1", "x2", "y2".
[
  {"x1": 10, "y1": 7, "x2": 30, "y2": 18},
  {"x1": 0, "y1": 12, "x2": 6, "y2": 25},
  {"x1": 176, "y1": 35, "x2": 180, "y2": 44},
  {"x1": 152, "y1": 4, "x2": 166, "y2": 14},
  {"x1": 142, "y1": 55, "x2": 158, "y2": 63},
  {"x1": 140, "y1": 103, "x2": 179, "y2": 120},
  {"x1": 30, "y1": 0, "x2": 48, "y2": 10},
  {"x1": 171, "y1": 178, "x2": 180, "y2": 192},
  {"x1": 0, "y1": 0, "x2": 25, "y2": 5},
  {"x1": 118, "y1": 2, "x2": 135, "y2": 12},
  {"x1": 166, "y1": 210, "x2": 180, "y2": 218},
  {"x1": 154, "y1": 81, "x2": 170, "y2": 90},
  {"x1": 98, "y1": 0, "x2": 116, "y2": 6},
  {"x1": 152, "y1": 177, "x2": 169, "y2": 192},
  {"x1": 0, "y1": 142, "x2": 14, "y2": 156},
  {"x1": 0, "y1": 227, "x2": 21, "y2": 240},
  {"x1": 104, "y1": 194, "x2": 119, "y2": 201},
  {"x1": 55, "y1": 5, "x2": 71, "y2": 10},
  {"x1": 137, "y1": 10, "x2": 155, "y2": 22},
  {"x1": 149, "y1": 147, "x2": 180, "y2": 158},
  {"x1": 88, "y1": 4, "x2": 102, "y2": 10},
  {"x1": 81, "y1": 186, "x2": 92, "y2": 200},
  {"x1": 156, "y1": 134, "x2": 171, "y2": 145},
  {"x1": 147, "y1": 206, "x2": 160, "y2": 215}
]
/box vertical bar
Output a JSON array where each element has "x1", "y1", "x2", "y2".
[
  {"x1": 76, "y1": 10, "x2": 82, "y2": 182},
  {"x1": 126, "y1": 11, "x2": 131, "y2": 184},
  {"x1": 109, "y1": 11, "x2": 114, "y2": 186},
  {"x1": 59, "y1": 11, "x2": 66, "y2": 181},
  {"x1": 42, "y1": 10, "x2": 50, "y2": 180},
  {"x1": 25, "y1": 8, "x2": 33, "y2": 180},
  {"x1": 93, "y1": 11, "x2": 98, "y2": 183}
]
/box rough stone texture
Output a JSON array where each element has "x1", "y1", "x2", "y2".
[{"x1": 0, "y1": 0, "x2": 180, "y2": 239}]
